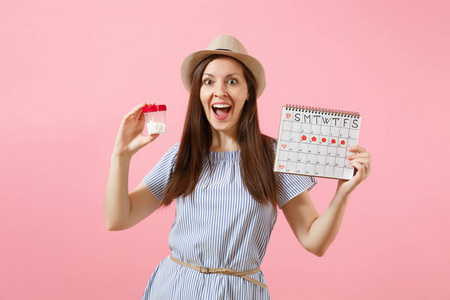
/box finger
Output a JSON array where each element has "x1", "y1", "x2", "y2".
[
  {"x1": 122, "y1": 103, "x2": 148, "y2": 123},
  {"x1": 137, "y1": 102, "x2": 157, "y2": 120},
  {"x1": 347, "y1": 151, "x2": 370, "y2": 160},
  {"x1": 349, "y1": 156, "x2": 371, "y2": 166},
  {"x1": 349, "y1": 153, "x2": 371, "y2": 175},
  {"x1": 364, "y1": 160, "x2": 372, "y2": 177},
  {"x1": 140, "y1": 133, "x2": 160, "y2": 147},
  {"x1": 348, "y1": 145, "x2": 366, "y2": 154},
  {"x1": 135, "y1": 108, "x2": 143, "y2": 120},
  {"x1": 134, "y1": 102, "x2": 149, "y2": 111},
  {"x1": 138, "y1": 108, "x2": 148, "y2": 122},
  {"x1": 128, "y1": 103, "x2": 148, "y2": 116},
  {"x1": 350, "y1": 160, "x2": 366, "y2": 181},
  {"x1": 354, "y1": 159, "x2": 371, "y2": 181},
  {"x1": 133, "y1": 103, "x2": 149, "y2": 119}
]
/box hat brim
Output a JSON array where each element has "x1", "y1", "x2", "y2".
[{"x1": 181, "y1": 50, "x2": 266, "y2": 99}]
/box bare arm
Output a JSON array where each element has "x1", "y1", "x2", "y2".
[
  {"x1": 105, "y1": 156, "x2": 161, "y2": 231},
  {"x1": 282, "y1": 189, "x2": 348, "y2": 257},
  {"x1": 282, "y1": 145, "x2": 371, "y2": 256},
  {"x1": 104, "y1": 103, "x2": 161, "y2": 231}
]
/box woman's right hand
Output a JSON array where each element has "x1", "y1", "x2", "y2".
[{"x1": 112, "y1": 103, "x2": 159, "y2": 158}]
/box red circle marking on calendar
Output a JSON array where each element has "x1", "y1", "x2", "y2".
[
  {"x1": 340, "y1": 140, "x2": 346, "y2": 145},
  {"x1": 301, "y1": 135, "x2": 307, "y2": 141},
  {"x1": 321, "y1": 137, "x2": 326, "y2": 143},
  {"x1": 331, "y1": 139, "x2": 336, "y2": 144},
  {"x1": 312, "y1": 136, "x2": 317, "y2": 142}
]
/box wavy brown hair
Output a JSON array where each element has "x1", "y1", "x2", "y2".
[{"x1": 162, "y1": 55, "x2": 278, "y2": 208}]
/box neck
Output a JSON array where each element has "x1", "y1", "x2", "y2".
[{"x1": 210, "y1": 128, "x2": 239, "y2": 152}]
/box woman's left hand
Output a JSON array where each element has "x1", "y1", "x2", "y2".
[{"x1": 337, "y1": 145, "x2": 371, "y2": 196}]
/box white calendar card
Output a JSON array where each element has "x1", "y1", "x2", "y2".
[{"x1": 274, "y1": 105, "x2": 362, "y2": 180}]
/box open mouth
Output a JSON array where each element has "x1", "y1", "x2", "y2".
[{"x1": 212, "y1": 103, "x2": 231, "y2": 119}]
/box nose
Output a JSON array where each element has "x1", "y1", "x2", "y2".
[{"x1": 213, "y1": 82, "x2": 228, "y2": 98}]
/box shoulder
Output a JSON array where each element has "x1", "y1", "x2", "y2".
[
  {"x1": 168, "y1": 142, "x2": 180, "y2": 153},
  {"x1": 154, "y1": 143, "x2": 180, "y2": 168},
  {"x1": 260, "y1": 134, "x2": 277, "y2": 146},
  {"x1": 143, "y1": 143, "x2": 180, "y2": 183},
  {"x1": 165, "y1": 143, "x2": 180, "y2": 161},
  {"x1": 161, "y1": 142, "x2": 180, "y2": 157},
  {"x1": 266, "y1": 136, "x2": 278, "y2": 153}
]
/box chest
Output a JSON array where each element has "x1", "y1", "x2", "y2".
[{"x1": 175, "y1": 160, "x2": 276, "y2": 227}]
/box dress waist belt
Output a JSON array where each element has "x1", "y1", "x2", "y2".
[{"x1": 169, "y1": 255, "x2": 268, "y2": 289}]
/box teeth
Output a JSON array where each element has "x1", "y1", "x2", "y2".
[{"x1": 212, "y1": 104, "x2": 231, "y2": 108}]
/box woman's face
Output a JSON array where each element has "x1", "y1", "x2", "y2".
[{"x1": 200, "y1": 57, "x2": 248, "y2": 137}]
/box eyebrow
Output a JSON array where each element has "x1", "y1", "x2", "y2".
[{"x1": 203, "y1": 73, "x2": 242, "y2": 78}]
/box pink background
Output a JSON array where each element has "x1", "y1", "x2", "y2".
[{"x1": 1, "y1": 0, "x2": 449, "y2": 299}]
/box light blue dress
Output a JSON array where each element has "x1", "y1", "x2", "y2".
[{"x1": 142, "y1": 143, "x2": 316, "y2": 299}]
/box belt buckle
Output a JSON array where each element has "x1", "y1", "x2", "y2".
[{"x1": 199, "y1": 267, "x2": 210, "y2": 274}]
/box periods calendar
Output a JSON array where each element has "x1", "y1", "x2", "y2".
[{"x1": 274, "y1": 105, "x2": 362, "y2": 180}]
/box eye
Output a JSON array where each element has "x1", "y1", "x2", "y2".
[
  {"x1": 227, "y1": 78, "x2": 238, "y2": 85},
  {"x1": 203, "y1": 79, "x2": 214, "y2": 85}
]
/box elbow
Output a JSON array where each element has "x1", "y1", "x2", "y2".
[
  {"x1": 105, "y1": 222, "x2": 119, "y2": 231},
  {"x1": 304, "y1": 243, "x2": 328, "y2": 257},
  {"x1": 309, "y1": 248, "x2": 327, "y2": 257},
  {"x1": 105, "y1": 219, "x2": 126, "y2": 231},
  {"x1": 106, "y1": 224, "x2": 125, "y2": 231},
  {"x1": 104, "y1": 207, "x2": 129, "y2": 231},
  {"x1": 106, "y1": 224, "x2": 119, "y2": 231}
]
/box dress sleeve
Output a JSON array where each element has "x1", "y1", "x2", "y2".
[
  {"x1": 272, "y1": 139, "x2": 317, "y2": 207},
  {"x1": 276, "y1": 173, "x2": 317, "y2": 207},
  {"x1": 142, "y1": 143, "x2": 180, "y2": 202}
]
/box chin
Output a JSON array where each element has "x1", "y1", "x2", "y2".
[{"x1": 210, "y1": 122, "x2": 237, "y2": 135}]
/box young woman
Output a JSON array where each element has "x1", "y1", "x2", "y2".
[{"x1": 104, "y1": 35, "x2": 371, "y2": 299}]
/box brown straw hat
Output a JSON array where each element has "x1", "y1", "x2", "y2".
[{"x1": 181, "y1": 35, "x2": 266, "y2": 99}]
